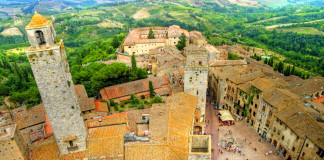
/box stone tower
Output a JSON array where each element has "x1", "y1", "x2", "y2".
[
  {"x1": 25, "y1": 12, "x2": 87, "y2": 155},
  {"x1": 184, "y1": 45, "x2": 208, "y2": 132}
]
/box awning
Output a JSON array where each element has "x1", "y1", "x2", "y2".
[
  {"x1": 219, "y1": 110, "x2": 231, "y2": 116},
  {"x1": 221, "y1": 115, "x2": 234, "y2": 121}
]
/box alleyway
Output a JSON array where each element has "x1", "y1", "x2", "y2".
[{"x1": 204, "y1": 95, "x2": 284, "y2": 160}]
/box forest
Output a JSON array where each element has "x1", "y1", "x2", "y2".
[{"x1": 0, "y1": 0, "x2": 323, "y2": 108}]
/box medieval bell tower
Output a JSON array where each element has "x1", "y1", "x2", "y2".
[
  {"x1": 25, "y1": 12, "x2": 87, "y2": 155},
  {"x1": 183, "y1": 45, "x2": 208, "y2": 133}
]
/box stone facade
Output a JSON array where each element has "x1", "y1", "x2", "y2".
[
  {"x1": 25, "y1": 14, "x2": 87, "y2": 155},
  {"x1": 0, "y1": 124, "x2": 27, "y2": 160},
  {"x1": 184, "y1": 46, "x2": 208, "y2": 125}
]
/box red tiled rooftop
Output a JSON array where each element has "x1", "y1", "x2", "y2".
[
  {"x1": 100, "y1": 77, "x2": 170, "y2": 100},
  {"x1": 314, "y1": 96, "x2": 324, "y2": 103}
]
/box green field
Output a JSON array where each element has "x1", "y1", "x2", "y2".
[{"x1": 279, "y1": 27, "x2": 324, "y2": 35}]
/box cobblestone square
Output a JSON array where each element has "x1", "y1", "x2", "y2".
[{"x1": 205, "y1": 96, "x2": 284, "y2": 160}]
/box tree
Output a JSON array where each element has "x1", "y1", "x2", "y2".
[
  {"x1": 264, "y1": 58, "x2": 268, "y2": 64},
  {"x1": 176, "y1": 33, "x2": 187, "y2": 51},
  {"x1": 131, "y1": 54, "x2": 137, "y2": 70},
  {"x1": 112, "y1": 35, "x2": 120, "y2": 48},
  {"x1": 149, "y1": 80, "x2": 154, "y2": 98},
  {"x1": 148, "y1": 28, "x2": 155, "y2": 39},
  {"x1": 278, "y1": 61, "x2": 284, "y2": 73},
  {"x1": 291, "y1": 65, "x2": 296, "y2": 75}
]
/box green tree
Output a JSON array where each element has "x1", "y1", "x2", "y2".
[
  {"x1": 112, "y1": 35, "x2": 120, "y2": 48},
  {"x1": 131, "y1": 54, "x2": 137, "y2": 70},
  {"x1": 291, "y1": 66, "x2": 296, "y2": 75},
  {"x1": 176, "y1": 33, "x2": 187, "y2": 51},
  {"x1": 148, "y1": 28, "x2": 155, "y2": 39},
  {"x1": 149, "y1": 80, "x2": 154, "y2": 98},
  {"x1": 278, "y1": 61, "x2": 284, "y2": 73}
]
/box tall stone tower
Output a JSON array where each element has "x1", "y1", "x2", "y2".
[
  {"x1": 184, "y1": 45, "x2": 208, "y2": 131},
  {"x1": 25, "y1": 12, "x2": 87, "y2": 154}
]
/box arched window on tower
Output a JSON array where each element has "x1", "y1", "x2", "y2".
[{"x1": 35, "y1": 31, "x2": 46, "y2": 45}]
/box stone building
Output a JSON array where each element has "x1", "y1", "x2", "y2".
[
  {"x1": 121, "y1": 26, "x2": 190, "y2": 56},
  {"x1": 271, "y1": 105, "x2": 324, "y2": 160},
  {"x1": 0, "y1": 124, "x2": 27, "y2": 160},
  {"x1": 183, "y1": 45, "x2": 209, "y2": 133},
  {"x1": 28, "y1": 93, "x2": 209, "y2": 160},
  {"x1": 25, "y1": 12, "x2": 86, "y2": 154},
  {"x1": 11, "y1": 104, "x2": 46, "y2": 145}
]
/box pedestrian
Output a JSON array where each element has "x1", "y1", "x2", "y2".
[
  {"x1": 243, "y1": 152, "x2": 246, "y2": 156},
  {"x1": 208, "y1": 120, "x2": 209, "y2": 123},
  {"x1": 218, "y1": 128, "x2": 219, "y2": 131}
]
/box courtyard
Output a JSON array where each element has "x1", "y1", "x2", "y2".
[{"x1": 205, "y1": 96, "x2": 284, "y2": 160}]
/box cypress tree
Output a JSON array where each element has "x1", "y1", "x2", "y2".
[
  {"x1": 291, "y1": 66, "x2": 295, "y2": 75},
  {"x1": 149, "y1": 80, "x2": 154, "y2": 98},
  {"x1": 148, "y1": 28, "x2": 155, "y2": 39},
  {"x1": 131, "y1": 54, "x2": 137, "y2": 70},
  {"x1": 264, "y1": 58, "x2": 268, "y2": 64}
]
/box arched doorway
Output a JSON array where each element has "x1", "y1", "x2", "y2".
[
  {"x1": 35, "y1": 31, "x2": 46, "y2": 45},
  {"x1": 273, "y1": 140, "x2": 277, "y2": 147}
]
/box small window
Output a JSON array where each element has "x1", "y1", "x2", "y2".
[
  {"x1": 306, "y1": 143, "x2": 309, "y2": 148},
  {"x1": 302, "y1": 152, "x2": 305, "y2": 156},
  {"x1": 282, "y1": 136, "x2": 285, "y2": 140},
  {"x1": 278, "y1": 130, "x2": 281, "y2": 135},
  {"x1": 255, "y1": 104, "x2": 257, "y2": 108},
  {"x1": 253, "y1": 112, "x2": 256, "y2": 117},
  {"x1": 257, "y1": 95, "x2": 259, "y2": 99},
  {"x1": 69, "y1": 141, "x2": 73, "y2": 147},
  {"x1": 292, "y1": 147, "x2": 295, "y2": 152}
]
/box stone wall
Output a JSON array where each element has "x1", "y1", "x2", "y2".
[
  {"x1": 184, "y1": 49, "x2": 208, "y2": 124},
  {"x1": 26, "y1": 41, "x2": 87, "y2": 155}
]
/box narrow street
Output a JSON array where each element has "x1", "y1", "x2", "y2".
[{"x1": 205, "y1": 95, "x2": 220, "y2": 159}]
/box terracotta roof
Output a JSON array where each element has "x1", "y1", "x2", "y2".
[
  {"x1": 11, "y1": 104, "x2": 46, "y2": 130},
  {"x1": 29, "y1": 137, "x2": 60, "y2": 160},
  {"x1": 86, "y1": 125, "x2": 125, "y2": 159},
  {"x1": 189, "y1": 31, "x2": 205, "y2": 40},
  {"x1": 86, "y1": 112, "x2": 127, "y2": 129},
  {"x1": 277, "y1": 105, "x2": 324, "y2": 149},
  {"x1": 168, "y1": 25, "x2": 189, "y2": 38},
  {"x1": 184, "y1": 44, "x2": 207, "y2": 51},
  {"x1": 94, "y1": 99, "x2": 108, "y2": 112},
  {"x1": 123, "y1": 27, "x2": 168, "y2": 46},
  {"x1": 209, "y1": 59, "x2": 247, "y2": 67},
  {"x1": 205, "y1": 44, "x2": 220, "y2": 54},
  {"x1": 263, "y1": 88, "x2": 301, "y2": 111},
  {"x1": 44, "y1": 114, "x2": 53, "y2": 138},
  {"x1": 125, "y1": 92, "x2": 197, "y2": 159},
  {"x1": 237, "y1": 82, "x2": 252, "y2": 93},
  {"x1": 100, "y1": 77, "x2": 169, "y2": 100},
  {"x1": 75, "y1": 85, "x2": 95, "y2": 111},
  {"x1": 229, "y1": 71, "x2": 265, "y2": 84},
  {"x1": 127, "y1": 109, "x2": 151, "y2": 132},
  {"x1": 26, "y1": 11, "x2": 52, "y2": 29},
  {"x1": 30, "y1": 125, "x2": 126, "y2": 160},
  {"x1": 289, "y1": 77, "x2": 324, "y2": 97}
]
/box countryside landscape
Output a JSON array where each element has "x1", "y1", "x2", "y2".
[{"x1": 0, "y1": 0, "x2": 323, "y2": 160}]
